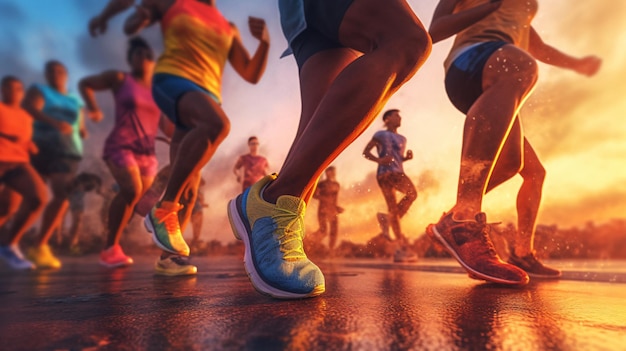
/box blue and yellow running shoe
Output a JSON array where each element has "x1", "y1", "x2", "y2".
[
  {"x1": 155, "y1": 255, "x2": 197, "y2": 276},
  {"x1": 228, "y1": 174, "x2": 325, "y2": 299},
  {"x1": 144, "y1": 201, "x2": 190, "y2": 257}
]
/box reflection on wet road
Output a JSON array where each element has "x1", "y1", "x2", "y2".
[{"x1": 0, "y1": 256, "x2": 624, "y2": 350}]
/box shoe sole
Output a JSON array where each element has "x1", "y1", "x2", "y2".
[
  {"x1": 426, "y1": 224, "x2": 529, "y2": 285},
  {"x1": 227, "y1": 199, "x2": 325, "y2": 299},
  {"x1": 144, "y1": 215, "x2": 189, "y2": 256},
  {"x1": 154, "y1": 265, "x2": 198, "y2": 276},
  {"x1": 99, "y1": 259, "x2": 133, "y2": 268}
]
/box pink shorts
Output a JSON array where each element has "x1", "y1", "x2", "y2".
[{"x1": 104, "y1": 149, "x2": 158, "y2": 178}]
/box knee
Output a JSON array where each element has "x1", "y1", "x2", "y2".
[
  {"x1": 522, "y1": 162, "x2": 546, "y2": 184},
  {"x1": 24, "y1": 193, "x2": 47, "y2": 212},
  {"x1": 389, "y1": 27, "x2": 432, "y2": 78},
  {"x1": 119, "y1": 187, "x2": 142, "y2": 205},
  {"x1": 407, "y1": 189, "x2": 418, "y2": 202},
  {"x1": 203, "y1": 115, "x2": 231, "y2": 143}
]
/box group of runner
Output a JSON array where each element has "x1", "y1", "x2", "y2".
[{"x1": 0, "y1": 0, "x2": 601, "y2": 298}]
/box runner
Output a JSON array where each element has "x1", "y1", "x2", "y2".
[
  {"x1": 57, "y1": 173, "x2": 102, "y2": 255},
  {"x1": 228, "y1": 0, "x2": 431, "y2": 298},
  {"x1": 363, "y1": 109, "x2": 418, "y2": 263},
  {"x1": 427, "y1": 0, "x2": 601, "y2": 283},
  {"x1": 22, "y1": 60, "x2": 90, "y2": 269},
  {"x1": 312, "y1": 166, "x2": 343, "y2": 256},
  {"x1": 89, "y1": 0, "x2": 270, "y2": 275},
  {"x1": 0, "y1": 76, "x2": 47, "y2": 270},
  {"x1": 190, "y1": 178, "x2": 208, "y2": 252},
  {"x1": 233, "y1": 136, "x2": 268, "y2": 192},
  {"x1": 78, "y1": 37, "x2": 167, "y2": 268}
]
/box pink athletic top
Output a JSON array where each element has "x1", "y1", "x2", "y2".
[{"x1": 103, "y1": 74, "x2": 161, "y2": 158}]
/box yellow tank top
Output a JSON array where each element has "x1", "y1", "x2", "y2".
[
  {"x1": 155, "y1": 0, "x2": 234, "y2": 102},
  {"x1": 445, "y1": 0, "x2": 538, "y2": 70}
]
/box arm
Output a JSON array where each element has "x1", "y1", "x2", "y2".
[
  {"x1": 22, "y1": 86, "x2": 73, "y2": 135},
  {"x1": 403, "y1": 149, "x2": 414, "y2": 162},
  {"x1": 363, "y1": 138, "x2": 392, "y2": 165},
  {"x1": 89, "y1": 0, "x2": 135, "y2": 37},
  {"x1": 78, "y1": 70, "x2": 125, "y2": 122},
  {"x1": 79, "y1": 110, "x2": 88, "y2": 139},
  {"x1": 124, "y1": 2, "x2": 159, "y2": 35},
  {"x1": 429, "y1": 0, "x2": 502, "y2": 43},
  {"x1": 228, "y1": 17, "x2": 270, "y2": 84},
  {"x1": 527, "y1": 27, "x2": 601, "y2": 76},
  {"x1": 233, "y1": 157, "x2": 243, "y2": 182}
]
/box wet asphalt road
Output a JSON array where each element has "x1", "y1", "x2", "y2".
[{"x1": 1, "y1": 256, "x2": 625, "y2": 351}]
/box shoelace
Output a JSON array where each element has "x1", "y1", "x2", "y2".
[
  {"x1": 155, "y1": 208, "x2": 181, "y2": 234},
  {"x1": 273, "y1": 207, "x2": 306, "y2": 260},
  {"x1": 170, "y1": 255, "x2": 190, "y2": 266},
  {"x1": 467, "y1": 220, "x2": 500, "y2": 257}
]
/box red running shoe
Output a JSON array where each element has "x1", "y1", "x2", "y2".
[{"x1": 427, "y1": 212, "x2": 529, "y2": 285}]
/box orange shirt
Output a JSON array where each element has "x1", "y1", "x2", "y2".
[
  {"x1": 445, "y1": 0, "x2": 538, "y2": 70},
  {"x1": 155, "y1": 0, "x2": 234, "y2": 102},
  {"x1": 0, "y1": 102, "x2": 33, "y2": 163}
]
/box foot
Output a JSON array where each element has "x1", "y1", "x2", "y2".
[
  {"x1": 426, "y1": 212, "x2": 529, "y2": 285},
  {"x1": 154, "y1": 255, "x2": 198, "y2": 276},
  {"x1": 26, "y1": 244, "x2": 62, "y2": 269},
  {"x1": 144, "y1": 201, "x2": 190, "y2": 256},
  {"x1": 99, "y1": 244, "x2": 134, "y2": 268},
  {"x1": 393, "y1": 248, "x2": 418, "y2": 263},
  {"x1": 227, "y1": 174, "x2": 325, "y2": 299},
  {"x1": 0, "y1": 245, "x2": 35, "y2": 270},
  {"x1": 508, "y1": 251, "x2": 562, "y2": 279}
]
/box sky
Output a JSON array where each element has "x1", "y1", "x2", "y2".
[{"x1": 0, "y1": 0, "x2": 624, "y2": 244}]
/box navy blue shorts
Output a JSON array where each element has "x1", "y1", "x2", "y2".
[
  {"x1": 291, "y1": 0, "x2": 354, "y2": 69},
  {"x1": 152, "y1": 73, "x2": 220, "y2": 130},
  {"x1": 445, "y1": 41, "x2": 508, "y2": 114}
]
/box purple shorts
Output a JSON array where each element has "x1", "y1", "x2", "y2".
[{"x1": 104, "y1": 149, "x2": 158, "y2": 178}]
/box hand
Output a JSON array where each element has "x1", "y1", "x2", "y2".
[
  {"x1": 87, "y1": 108, "x2": 104, "y2": 122},
  {"x1": 248, "y1": 16, "x2": 269, "y2": 44},
  {"x1": 336, "y1": 206, "x2": 345, "y2": 214},
  {"x1": 575, "y1": 56, "x2": 602, "y2": 77},
  {"x1": 88, "y1": 15, "x2": 107, "y2": 37},
  {"x1": 56, "y1": 121, "x2": 74, "y2": 135},
  {"x1": 135, "y1": 5, "x2": 152, "y2": 26},
  {"x1": 378, "y1": 155, "x2": 394, "y2": 165},
  {"x1": 29, "y1": 142, "x2": 39, "y2": 155},
  {"x1": 405, "y1": 150, "x2": 413, "y2": 161},
  {"x1": 80, "y1": 128, "x2": 89, "y2": 139}
]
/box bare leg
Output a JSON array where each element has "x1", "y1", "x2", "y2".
[
  {"x1": 394, "y1": 173, "x2": 417, "y2": 218},
  {"x1": 484, "y1": 115, "x2": 545, "y2": 257},
  {"x1": 328, "y1": 215, "x2": 338, "y2": 250},
  {"x1": 68, "y1": 210, "x2": 83, "y2": 248},
  {"x1": 0, "y1": 187, "x2": 21, "y2": 229},
  {"x1": 160, "y1": 130, "x2": 201, "y2": 259},
  {"x1": 37, "y1": 172, "x2": 74, "y2": 246},
  {"x1": 191, "y1": 211, "x2": 203, "y2": 245},
  {"x1": 0, "y1": 165, "x2": 47, "y2": 246},
  {"x1": 451, "y1": 45, "x2": 538, "y2": 220},
  {"x1": 105, "y1": 164, "x2": 145, "y2": 248},
  {"x1": 264, "y1": 0, "x2": 431, "y2": 203},
  {"x1": 514, "y1": 140, "x2": 545, "y2": 257},
  {"x1": 161, "y1": 92, "x2": 229, "y2": 203}
]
